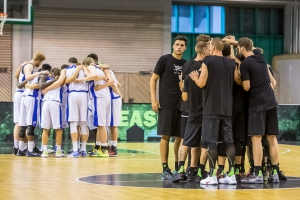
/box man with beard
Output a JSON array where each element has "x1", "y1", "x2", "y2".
[{"x1": 150, "y1": 35, "x2": 187, "y2": 180}]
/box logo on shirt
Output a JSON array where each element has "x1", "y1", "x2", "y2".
[{"x1": 174, "y1": 64, "x2": 182, "y2": 75}]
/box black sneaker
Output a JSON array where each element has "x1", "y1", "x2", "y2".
[
  {"x1": 278, "y1": 170, "x2": 287, "y2": 180},
  {"x1": 236, "y1": 174, "x2": 242, "y2": 183},
  {"x1": 33, "y1": 146, "x2": 42, "y2": 154},
  {"x1": 172, "y1": 172, "x2": 187, "y2": 182},
  {"x1": 268, "y1": 170, "x2": 279, "y2": 183},
  {"x1": 109, "y1": 146, "x2": 118, "y2": 157},
  {"x1": 162, "y1": 168, "x2": 174, "y2": 180},
  {"x1": 17, "y1": 149, "x2": 26, "y2": 156},
  {"x1": 26, "y1": 150, "x2": 41, "y2": 157},
  {"x1": 187, "y1": 172, "x2": 195, "y2": 182},
  {"x1": 13, "y1": 147, "x2": 19, "y2": 155}
]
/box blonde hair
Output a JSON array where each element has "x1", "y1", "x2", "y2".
[
  {"x1": 33, "y1": 52, "x2": 46, "y2": 61},
  {"x1": 82, "y1": 57, "x2": 94, "y2": 66}
]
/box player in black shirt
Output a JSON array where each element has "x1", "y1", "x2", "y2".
[
  {"x1": 150, "y1": 35, "x2": 187, "y2": 180},
  {"x1": 190, "y1": 38, "x2": 241, "y2": 185},
  {"x1": 172, "y1": 41, "x2": 209, "y2": 183},
  {"x1": 238, "y1": 37, "x2": 280, "y2": 183}
]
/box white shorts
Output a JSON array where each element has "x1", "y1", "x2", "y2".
[
  {"x1": 61, "y1": 104, "x2": 68, "y2": 128},
  {"x1": 93, "y1": 96, "x2": 111, "y2": 127},
  {"x1": 41, "y1": 101, "x2": 62, "y2": 129},
  {"x1": 67, "y1": 92, "x2": 88, "y2": 122},
  {"x1": 110, "y1": 97, "x2": 122, "y2": 127},
  {"x1": 13, "y1": 90, "x2": 23, "y2": 123},
  {"x1": 19, "y1": 96, "x2": 39, "y2": 127},
  {"x1": 88, "y1": 99, "x2": 97, "y2": 130}
]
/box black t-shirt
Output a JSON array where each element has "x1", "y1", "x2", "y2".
[
  {"x1": 180, "y1": 59, "x2": 202, "y2": 112},
  {"x1": 240, "y1": 52, "x2": 277, "y2": 114},
  {"x1": 153, "y1": 54, "x2": 187, "y2": 110},
  {"x1": 183, "y1": 75, "x2": 203, "y2": 125},
  {"x1": 202, "y1": 56, "x2": 236, "y2": 118}
]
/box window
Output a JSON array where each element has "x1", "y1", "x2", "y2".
[{"x1": 172, "y1": 5, "x2": 226, "y2": 34}]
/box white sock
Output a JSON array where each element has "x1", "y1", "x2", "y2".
[
  {"x1": 24, "y1": 143, "x2": 28, "y2": 150},
  {"x1": 101, "y1": 142, "x2": 108, "y2": 147},
  {"x1": 96, "y1": 141, "x2": 101, "y2": 146},
  {"x1": 80, "y1": 142, "x2": 87, "y2": 152},
  {"x1": 28, "y1": 141, "x2": 34, "y2": 152},
  {"x1": 43, "y1": 145, "x2": 48, "y2": 152},
  {"x1": 111, "y1": 141, "x2": 118, "y2": 147},
  {"x1": 19, "y1": 141, "x2": 24, "y2": 151},
  {"x1": 56, "y1": 145, "x2": 61, "y2": 151},
  {"x1": 108, "y1": 140, "x2": 112, "y2": 147},
  {"x1": 72, "y1": 141, "x2": 78, "y2": 152},
  {"x1": 14, "y1": 140, "x2": 19, "y2": 148}
]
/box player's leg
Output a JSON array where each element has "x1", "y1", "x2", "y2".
[
  {"x1": 78, "y1": 94, "x2": 88, "y2": 157},
  {"x1": 109, "y1": 97, "x2": 122, "y2": 157},
  {"x1": 13, "y1": 92, "x2": 22, "y2": 154},
  {"x1": 40, "y1": 101, "x2": 51, "y2": 158},
  {"x1": 49, "y1": 102, "x2": 64, "y2": 157},
  {"x1": 196, "y1": 143, "x2": 208, "y2": 183}
]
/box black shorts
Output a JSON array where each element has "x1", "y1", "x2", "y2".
[
  {"x1": 202, "y1": 118, "x2": 233, "y2": 144},
  {"x1": 182, "y1": 123, "x2": 202, "y2": 148},
  {"x1": 248, "y1": 107, "x2": 279, "y2": 136},
  {"x1": 180, "y1": 111, "x2": 188, "y2": 138},
  {"x1": 157, "y1": 109, "x2": 181, "y2": 137},
  {"x1": 232, "y1": 111, "x2": 246, "y2": 140}
]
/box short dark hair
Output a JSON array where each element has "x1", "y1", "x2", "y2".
[
  {"x1": 41, "y1": 63, "x2": 52, "y2": 71},
  {"x1": 61, "y1": 64, "x2": 69, "y2": 70},
  {"x1": 222, "y1": 43, "x2": 231, "y2": 57},
  {"x1": 174, "y1": 35, "x2": 188, "y2": 46},
  {"x1": 237, "y1": 37, "x2": 253, "y2": 52},
  {"x1": 87, "y1": 53, "x2": 98, "y2": 64},
  {"x1": 255, "y1": 47, "x2": 263, "y2": 54},
  {"x1": 211, "y1": 37, "x2": 224, "y2": 51},
  {"x1": 51, "y1": 68, "x2": 61, "y2": 76},
  {"x1": 69, "y1": 57, "x2": 78, "y2": 64},
  {"x1": 196, "y1": 34, "x2": 210, "y2": 43}
]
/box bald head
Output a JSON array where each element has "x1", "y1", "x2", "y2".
[{"x1": 211, "y1": 38, "x2": 224, "y2": 51}]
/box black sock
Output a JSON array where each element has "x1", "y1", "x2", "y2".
[
  {"x1": 235, "y1": 164, "x2": 241, "y2": 174},
  {"x1": 94, "y1": 145, "x2": 100, "y2": 150},
  {"x1": 254, "y1": 166, "x2": 262, "y2": 176},
  {"x1": 101, "y1": 145, "x2": 107, "y2": 150},
  {"x1": 175, "y1": 161, "x2": 179, "y2": 171},
  {"x1": 226, "y1": 144, "x2": 236, "y2": 170},
  {"x1": 178, "y1": 161, "x2": 185, "y2": 172},
  {"x1": 217, "y1": 165, "x2": 224, "y2": 175},
  {"x1": 271, "y1": 165, "x2": 279, "y2": 174},
  {"x1": 187, "y1": 148, "x2": 191, "y2": 167},
  {"x1": 162, "y1": 163, "x2": 169, "y2": 172},
  {"x1": 240, "y1": 162, "x2": 245, "y2": 172},
  {"x1": 199, "y1": 164, "x2": 206, "y2": 177}
]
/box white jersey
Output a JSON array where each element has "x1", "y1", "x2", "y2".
[
  {"x1": 89, "y1": 67, "x2": 110, "y2": 98},
  {"x1": 17, "y1": 63, "x2": 29, "y2": 92},
  {"x1": 109, "y1": 70, "x2": 120, "y2": 99},
  {"x1": 61, "y1": 84, "x2": 68, "y2": 106},
  {"x1": 23, "y1": 75, "x2": 39, "y2": 98},
  {"x1": 65, "y1": 65, "x2": 88, "y2": 92},
  {"x1": 43, "y1": 78, "x2": 62, "y2": 102}
]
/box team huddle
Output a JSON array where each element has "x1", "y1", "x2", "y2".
[
  {"x1": 150, "y1": 35, "x2": 287, "y2": 185},
  {"x1": 13, "y1": 53, "x2": 122, "y2": 158}
]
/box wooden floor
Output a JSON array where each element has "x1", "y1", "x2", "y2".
[{"x1": 0, "y1": 143, "x2": 299, "y2": 200}]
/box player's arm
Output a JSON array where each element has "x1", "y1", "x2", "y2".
[
  {"x1": 240, "y1": 61, "x2": 251, "y2": 91},
  {"x1": 14, "y1": 61, "x2": 28, "y2": 79},
  {"x1": 242, "y1": 81, "x2": 250, "y2": 91},
  {"x1": 190, "y1": 63, "x2": 208, "y2": 88},
  {"x1": 179, "y1": 72, "x2": 184, "y2": 92},
  {"x1": 42, "y1": 70, "x2": 66, "y2": 95},
  {"x1": 222, "y1": 38, "x2": 238, "y2": 45},
  {"x1": 96, "y1": 63, "x2": 110, "y2": 69},
  {"x1": 234, "y1": 65, "x2": 242, "y2": 85},
  {"x1": 39, "y1": 74, "x2": 58, "y2": 89},
  {"x1": 182, "y1": 75, "x2": 189, "y2": 102},
  {"x1": 150, "y1": 73, "x2": 160, "y2": 113},
  {"x1": 24, "y1": 64, "x2": 47, "y2": 81},
  {"x1": 268, "y1": 66, "x2": 276, "y2": 89},
  {"x1": 25, "y1": 83, "x2": 39, "y2": 89},
  {"x1": 17, "y1": 80, "x2": 27, "y2": 89},
  {"x1": 110, "y1": 84, "x2": 122, "y2": 98},
  {"x1": 182, "y1": 92, "x2": 188, "y2": 102},
  {"x1": 76, "y1": 65, "x2": 107, "y2": 82},
  {"x1": 117, "y1": 81, "x2": 121, "y2": 89},
  {"x1": 64, "y1": 65, "x2": 83, "y2": 84},
  {"x1": 94, "y1": 69, "x2": 114, "y2": 90}
]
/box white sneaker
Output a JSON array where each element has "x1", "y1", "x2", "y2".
[
  {"x1": 200, "y1": 176, "x2": 218, "y2": 185},
  {"x1": 55, "y1": 150, "x2": 65, "y2": 157},
  {"x1": 219, "y1": 174, "x2": 237, "y2": 185},
  {"x1": 41, "y1": 151, "x2": 48, "y2": 158}
]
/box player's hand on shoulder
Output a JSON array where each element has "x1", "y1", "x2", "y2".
[
  {"x1": 189, "y1": 70, "x2": 199, "y2": 81},
  {"x1": 40, "y1": 70, "x2": 49, "y2": 75}
]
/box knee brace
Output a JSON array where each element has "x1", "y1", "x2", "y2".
[
  {"x1": 234, "y1": 139, "x2": 243, "y2": 156},
  {"x1": 217, "y1": 142, "x2": 227, "y2": 157},
  {"x1": 70, "y1": 122, "x2": 77, "y2": 133},
  {"x1": 79, "y1": 121, "x2": 87, "y2": 135},
  {"x1": 19, "y1": 126, "x2": 27, "y2": 138},
  {"x1": 27, "y1": 125, "x2": 35, "y2": 136}
]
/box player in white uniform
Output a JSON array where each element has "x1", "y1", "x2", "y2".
[
  {"x1": 65, "y1": 57, "x2": 89, "y2": 158},
  {"x1": 13, "y1": 62, "x2": 30, "y2": 155},
  {"x1": 18, "y1": 53, "x2": 47, "y2": 157},
  {"x1": 60, "y1": 64, "x2": 69, "y2": 130},
  {"x1": 39, "y1": 68, "x2": 65, "y2": 158},
  {"x1": 75, "y1": 57, "x2": 110, "y2": 157},
  {"x1": 107, "y1": 70, "x2": 122, "y2": 157}
]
